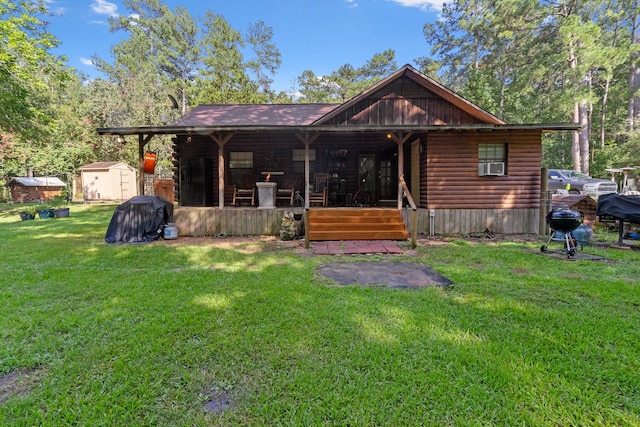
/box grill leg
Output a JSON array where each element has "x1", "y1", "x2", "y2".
[
  {"x1": 540, "y1": 234, "x2": 555, "y2": 252},
  {"x1": 564, "y1": 232, "x2": 576, "y2": 258}
]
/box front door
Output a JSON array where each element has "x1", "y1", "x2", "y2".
[
  {"x1": 378, "y1": 148, "x2": 397, "y2": 203},
  {"x1": 355, "y1": 154, "x2": 374, "y2": 206}
]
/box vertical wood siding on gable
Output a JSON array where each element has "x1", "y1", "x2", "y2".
[
  {"x1": 425, "y1": 131, "x2": 542, "y2": 209},
  {"x1": 327, "y1": 97, "x2": 483, "y2": 126},
  {"x1": 324, "y1": 77, "x2": 485, "y2": 126}
]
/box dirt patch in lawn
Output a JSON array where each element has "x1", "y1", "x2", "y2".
[
  {"x1": 318, "y1": 261, "x2": 453, "y2": 289},
  {"x1": 0, "y1": 368, "x2": 44, "y2": 405},
  {"x1": 202, "y1": 393, "x2": 234, "y2": 414}
]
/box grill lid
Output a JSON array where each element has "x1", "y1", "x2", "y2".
[{"x1": 546, "y1": 208, "x2": 583, "y2": 232}]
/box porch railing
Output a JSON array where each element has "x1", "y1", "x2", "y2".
[{"x1": 399, "y1": 175, "x2": 418, "y2": 249}]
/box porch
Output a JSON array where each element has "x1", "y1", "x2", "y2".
[{"x1": 172, "y1": 206, "x2": 540, "y2": 239}]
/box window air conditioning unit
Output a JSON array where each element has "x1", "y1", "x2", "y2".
[{"x1": 479, "y1": 162, "x2": 505, "y2": 176}]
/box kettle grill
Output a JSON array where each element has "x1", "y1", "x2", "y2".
[{"x1": 540, "y1": 208, "x2": 583, "y2": 259}]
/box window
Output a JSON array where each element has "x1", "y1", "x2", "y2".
[
  {"x1": 478, "y1": 144, "x2": 507, "y2": 176},
  {"x1": 229, "y1": 152, "x2": 254, "y2": 187},
  {"x1": 229, "y1": 152, "x2": 253, "y2": 169},
  {"x1": 478, "y1": 144, "x2": 506, "y2": 162},
  {"x1": 292, "y1": 149, "x2": 315, "y2": 174}
]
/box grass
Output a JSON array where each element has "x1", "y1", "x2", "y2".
[{"x1": 1, "y1": 204, "x2": 639, "y2": 425}]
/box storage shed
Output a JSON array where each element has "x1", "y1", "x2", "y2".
[
  {"x1": 552, "y1": 194, "x2": 598, "y2": 226},
  {"x1": 7, "y1": 177, "x2": 66, "y2": 203},
  {"x1": 80, "y1": 162, "x2": 138, "y2": 202}
]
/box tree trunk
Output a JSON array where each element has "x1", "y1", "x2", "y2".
[
  {"x1": 572, "y1": 103, "x2": 581, "y2": 171},
  {"x1": 568, "y1": 37, "x2": 582, "y2": 172},
  {"x1": 579, "y1": 99, "x2": 590, "y2": 175},
  {"x1": 601, "y1": 76, "x2": 610, "y2": 148},
  {"x1": 629, "y1": 9, "x2": 640, "y2": 131}
]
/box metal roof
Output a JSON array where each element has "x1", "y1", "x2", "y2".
[
  {"x1": 9, "y1": 177, "x2": 66, "y2": 187},
  {"x1": 173, "y1": 104, "x2": 339, "y2": 127},
  {"x1": 80, "y1": 161, "x2": 134, "y2": 170}
]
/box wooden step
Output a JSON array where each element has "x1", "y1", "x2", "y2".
[
  {"x1": 311, "y1": 223, "x2": 406, "y2": 231},
  {"x1": 309, "y1": 230, "x2": 409, "y2": 241},
  {"x1": 307, "y1": 208, "x2": 409, "y2": 241}
]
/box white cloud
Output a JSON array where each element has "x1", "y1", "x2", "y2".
[
  {"x1": 45, "y1": 0, "x2": 65, "y2": 16},
  {"x1": 388, "y1": 0, "x2": 445, "y2": 11},
  {"x1": 80, "y1": 57, "x2": 94, "y2": 66},
  {"x1": 345, "y1": 0, "x2": 359, "y2": 7},
  {"x1": 91, "y1": 0, "x2": 118, "y2": 17}
]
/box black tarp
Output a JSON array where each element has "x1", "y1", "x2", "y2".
[
  {"x1": 105, "y1": 195, "x2": 174, "y2": 243},
  {"x1": 596, "y1": 193, "x2": 640, "y2": 224}
]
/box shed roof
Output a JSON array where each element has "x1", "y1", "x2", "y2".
[
  {"x1": 552, "y1": 194, "x2": 597, "y2": 209},
  {"x1": 8, "y1": 177, "x2": 66, "y2": 187},
  {"x1": 80, "y1": 162, "x2": 134, "y2": 170}
]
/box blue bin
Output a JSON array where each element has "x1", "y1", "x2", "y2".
[{"x1": 571, "y1": 224, "x2": 593, "y2": 247}]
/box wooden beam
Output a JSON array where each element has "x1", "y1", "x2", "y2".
[
  {"x1": 209, "y1": 132, "x2": 235, "y2": 208},
  {"x1": 386, "y1": 132, "x2": 413, "y2": 208},
  {"x1": 295, "y1": 132, "x2": 320, "y2": 212},
  {"x1": 295, "y1": 131, "x2": 320, "y2": 248}
]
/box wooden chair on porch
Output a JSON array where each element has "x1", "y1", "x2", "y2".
[
  {"x1": 276, "y1": 187, "x2": 295, "y2": 206},
  {"x1": 309, "y1": 173, "x2": 328, "y2": 207},
  {"x1": 232, "y1": 185, "x2": 255, "y2": 206}
]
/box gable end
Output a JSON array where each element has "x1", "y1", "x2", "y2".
[{"x1": 321, "y1": 76, "x2": 485, "y2": 126}]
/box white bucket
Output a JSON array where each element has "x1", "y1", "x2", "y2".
[{"x1": 164, "y1": 223, "x2": 178, "y2": 240}]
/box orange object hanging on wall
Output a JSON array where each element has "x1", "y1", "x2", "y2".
[{"x1": 143, "y1": 151, "x2": 157, "y2": 174}]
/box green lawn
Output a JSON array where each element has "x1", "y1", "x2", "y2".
[{"x1": 1, "y1": 205, "x2": 639, "y2": 426}]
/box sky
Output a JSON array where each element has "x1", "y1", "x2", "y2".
[{"x1": 44, "y1": 0, "x2": 445, "y2": 93}]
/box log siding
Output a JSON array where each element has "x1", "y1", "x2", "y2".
[{"x1": 425, "y1": 131, "x2": 542, "y2": 209}]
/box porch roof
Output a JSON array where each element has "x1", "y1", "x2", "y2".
[{"x1": 97, "y1": 122, "x2": 581, "y2": 137}]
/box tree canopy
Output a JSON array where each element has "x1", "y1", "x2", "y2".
[
  {"x1": 0, "y1": 0, "x2": 70, "y2": 178},
  {"x1": 2, "y1": 0, "x2": 639, "y2": 200}
]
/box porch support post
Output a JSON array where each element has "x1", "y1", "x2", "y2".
[
  {"x1": 387, "y1": 131, "x2": 413, "y2": 209},
  {"x1": 295, "y1": 131, "x2": 320, "y2": 210},
  {"x1": 138, "y1": 133, "x2": 155, "y2": 196},
  {"x1": 209, "y1": 132, "x2": 235, "y2": 208},
  {"x1": 296, "y1": 131, "x2": 320, "y2": 249}
]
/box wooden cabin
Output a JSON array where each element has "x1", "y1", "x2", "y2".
[
  {"x1": 7, "y1": 177, "x2": 66, "y2": 203},
  {"x1": 98, "y1": 65, "x2": 577, "y2": 241}
]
